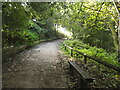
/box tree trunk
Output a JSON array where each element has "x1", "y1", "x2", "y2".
[
  {"x1": 118, "y1": 15, "x2": 120, "y2": 62},
  {"x1": 113, "y1": 0, "x2": 120, "y2": 62},
  {"x1": 108, "y1": 23, "x2": 118, "y2": 53}
]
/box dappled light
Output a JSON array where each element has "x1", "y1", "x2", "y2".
[
  {"x1": 56, "y1": 25, "x2": 73, "y2": 37},
  {"x1": 2, "y1": 1, "x2": 120, "y2": 89}
]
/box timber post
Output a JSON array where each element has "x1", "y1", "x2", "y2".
[
  {"x1": 65, "y1": 45, "x2": 66, "y2": 51},
  {"x1": 71, "y1": 49, "x2": 73, "y2": 57},
  {"x1": 84, "y1": 56, "x2": 87, "y2": 64}
]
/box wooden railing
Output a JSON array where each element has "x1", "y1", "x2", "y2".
[
  {"x1": 68, "y1": 61, "x2": 93, "y2": 88},
  {"x1": 64, "y1": 44, "x2": 120, "y2": 72}
]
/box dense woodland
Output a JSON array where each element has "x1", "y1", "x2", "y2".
[
  {"x1": 2, "y1": 1, "x2": 120, "y2": 88},
  {"x1": 2, "y1": 2, "x2": 120, "y2": 63},
  {"x1": 2, "y1": 2, "x2": 64, "y2": 48}
]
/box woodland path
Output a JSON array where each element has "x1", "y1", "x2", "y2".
[{"x1": 3, "y1": 39, "x2": 68, "y2": 88}]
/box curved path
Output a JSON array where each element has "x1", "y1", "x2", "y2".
[{"x1": 3, "y1": 39, "x2": 68, "y2": 88}]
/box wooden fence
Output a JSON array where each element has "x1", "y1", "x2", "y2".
[{"x1": 64, "y1": 44, "x2": 120, "y2": 72}]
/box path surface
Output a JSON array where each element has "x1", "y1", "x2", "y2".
[{"x1": 3, "y1": 39, "x2": 68, "y2": 88}]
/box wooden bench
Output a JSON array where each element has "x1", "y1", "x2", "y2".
[{"x1": 68, "y1": 61, "x2": 93, "y2": 87}]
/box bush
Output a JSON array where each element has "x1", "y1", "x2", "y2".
[{"x1": 62, "y1": 39, "x2": 120, "y2": 67}]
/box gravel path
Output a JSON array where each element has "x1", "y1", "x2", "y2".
[{"x1": 3, "y1": 39, "x2": 68, "y2": 88}]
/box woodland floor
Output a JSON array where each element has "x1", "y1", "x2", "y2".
[
  {"x1": 2, "y1": 39, "x2": 120, "y2": 89},
  {"x1": 2, "y1": 39, "x2": 69, "y2": 88}
]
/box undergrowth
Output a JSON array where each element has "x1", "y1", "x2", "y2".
[
  {"x1": 60, "y1": 39, "x2": 120, "y2": 88},
  {"x1": 61, "y1": 39, "x2": 120, "y2": 68}
]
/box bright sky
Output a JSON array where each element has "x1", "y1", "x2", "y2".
[{"x1": 56, "y1": 25, "x2": 73, "y2": 37}]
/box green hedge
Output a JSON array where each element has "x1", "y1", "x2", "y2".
[{"x1": 61, "y1": 39, "x2": 120, "y2": 67}]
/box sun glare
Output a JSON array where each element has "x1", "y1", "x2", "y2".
[{"x1": 56, "y1": 25, "x2": 73, "y2": 37}]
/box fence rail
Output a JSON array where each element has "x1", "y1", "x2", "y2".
[{"x1": 64, "y1": 44, "x2": 120, "y2": 72}]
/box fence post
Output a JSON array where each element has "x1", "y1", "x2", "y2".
[
  {"x1": 65, "y1": 45, "x2": 66, "y2": 50},
  {"x1": 71, "y1": 49, "x2": 73, "y2": 57},
  {"x1": 84, "y1": 56, "x2": 87, "y2": 64}
]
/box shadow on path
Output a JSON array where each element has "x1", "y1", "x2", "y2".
[{"x1": 3, "y1": 39, "x2": 68, "y2": 88}]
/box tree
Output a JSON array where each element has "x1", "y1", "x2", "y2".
[
  {"x1": 54, "y1": 2, "x2": 116, "y2": 52},
  {"x1": 113, "y1": 0, "x2": 120, "y2": 62}
]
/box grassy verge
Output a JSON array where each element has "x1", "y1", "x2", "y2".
[
  {"x1": 60, "y1": 39, "x2": 120, "y2": 88},
  {"x1": 60, "y1": 39, "x2": 120, "y2": 68}
]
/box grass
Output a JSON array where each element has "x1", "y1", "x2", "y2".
[{"x1": 61, "y1": 39, "x2": 120, "y2": 68}]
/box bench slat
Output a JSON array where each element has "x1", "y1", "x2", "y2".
[{"x1": 68, "y1": 61, "x2": 93, "y2": 82}]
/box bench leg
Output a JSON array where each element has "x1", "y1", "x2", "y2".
[{"x1": 69, "y1": 64, "x2": 74, "y2": 75}]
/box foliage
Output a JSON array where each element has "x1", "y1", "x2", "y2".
[
  {"x1": 2, "y1": 2, "x2": 30, "y2": 30},
  {"x1": 2, "y1": 2, "x2": 61, "y2": 48},
  {"x1": 2, "y1": 2, "x2": 119, "y2": 61},
  {"x1": 54, "y1": 2, "x2": 118, "y2": 52},
  {"x1": 62, "y1": 39, "x2": 120, "y2": 67}
]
